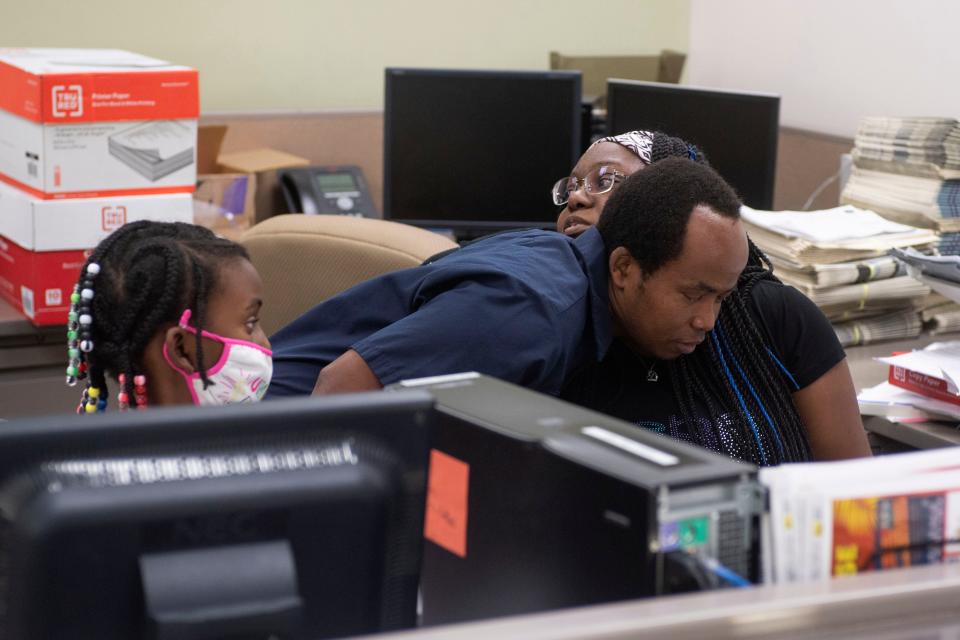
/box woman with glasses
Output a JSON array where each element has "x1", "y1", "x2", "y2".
[
  {"x1": 554, "y1": 132, "x2": 870, "y2": 463},
  {"x1": 554, "y1": 130, "x2": 708, "y2": 238}
]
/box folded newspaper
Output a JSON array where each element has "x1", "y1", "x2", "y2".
[
  {"x1": 741, "y1": 205, "x2": 937, "y2": 267},
  {"x1": 770, "y1": 255, "x2": 903, "y2": 290},
  {"x1": 832, "y1": 308, "x2": 923, "y2": 347},
  {"x1": 891, "y1": 247, "x2": 960, "y2": 284},
  {"x1": 842, "y1": 167, "x2": 960, "y2": 232}
]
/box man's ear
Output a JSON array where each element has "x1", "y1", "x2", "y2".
[
  {"x1": 164, "y1": 326, "x2": 197, "y2": 375},
  {"x1": 608, "y1": 246, "x2": 640, "y2": 290}
]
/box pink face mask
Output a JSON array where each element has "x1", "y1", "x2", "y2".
[{"x1": 162, "y1": 309, "x2": 273, "y2": 406}]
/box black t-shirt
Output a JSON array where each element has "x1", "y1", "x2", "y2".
[{"x1": 559, "y1": 279, "x2": 845, "y2": 459}]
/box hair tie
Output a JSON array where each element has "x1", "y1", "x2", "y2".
[{"x1": 687, "y1": 144, "x2": 697, "y2": 161}]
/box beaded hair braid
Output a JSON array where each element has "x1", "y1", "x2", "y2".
[{"x1": 65, "y1": 221, "x2": 250, "y2": 414}]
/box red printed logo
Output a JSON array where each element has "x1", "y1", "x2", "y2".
[
  {"x1": 45, "y1": 288, "x2": 62, "y2": 306},
  {"x1": 892, "y1": 366, "x2": 906, "y2": 383},
  {"x1": 101, "y1": 206, "x2": 127, "y2": 231},
  {"x1": 51, "y1": 85, "x2": 84, "y2": 118}
]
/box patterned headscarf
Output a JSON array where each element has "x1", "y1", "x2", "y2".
[
  {"x1": 591, "y1": 130, "x2": 655, "y2": 164},
  {"x1": 591, "y1": 130, "x2": 702, "y2": 166}
]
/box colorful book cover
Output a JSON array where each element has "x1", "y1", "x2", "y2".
[{"x1": 832, "y1": 492, "x2": 955, "y2": 576}]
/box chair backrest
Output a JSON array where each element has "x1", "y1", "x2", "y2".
[{"x1": 240, "y1": 214, "x2": 459, "y2": 336}]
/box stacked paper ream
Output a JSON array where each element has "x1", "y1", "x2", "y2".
[
  {"x1": 857, "y1": 341, "x2": 960, "y2": 421},
  {"x1": 741, "y1": 205, "x2": 938, "y2": 346},
  {"x1": 841, "y1": 117, "x2": 960, "y2": 249},
  {"x1": 0, "y1": 49, "x2": 198, "y2": 325},
  {"x1": 760, "y1": 448, "x2": 960, "y2": 585}
]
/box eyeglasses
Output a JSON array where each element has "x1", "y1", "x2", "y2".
[{"x1": 551, "y1": 166, "x2": 626, "y2": 206}]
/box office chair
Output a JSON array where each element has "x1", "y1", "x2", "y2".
[{"x1": 240, "y1": 214, "x2": 458, "y2": 336}]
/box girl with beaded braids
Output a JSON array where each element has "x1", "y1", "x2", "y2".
[{"x1": 66, "y1": 220, "x2": 272, "y2": 413}]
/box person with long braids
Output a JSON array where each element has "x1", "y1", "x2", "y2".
[
  {"x1": 65, "y1": 220, "x2": 272, "y2": 413},
  {"x1": 559, "y1": 163, "x2": 869, "y2": 464},
  {"x1": 549, "y1": 131, "x2": 869, "y2": 463}
]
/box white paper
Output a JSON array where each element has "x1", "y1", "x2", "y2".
[{"x1": 741, "y1": 204, "x2": 919, "y2": 244}]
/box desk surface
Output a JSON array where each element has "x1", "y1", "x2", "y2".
[
  {"x1": 362, "y1": 562, "x2": 960, "y2": 640},
  {"x1": 0, "y1": 297, "x2": 76, "y2": 419}
]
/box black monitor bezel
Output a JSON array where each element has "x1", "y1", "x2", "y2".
[
  {"x1": 0, "y1": 391, "x2": 434, "y2": 469},
  {"x1": 0, "y1": 391, "x2": 435, "y2": 639},
  {"x1": 383, "y1": 67, "x2": 582, "y2": 235},
  {"x1": 606, "y1": 79, "x2": 780, "y2": 210}
]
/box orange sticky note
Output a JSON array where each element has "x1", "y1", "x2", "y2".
[{"x1": 424, "y1": 448, "x2": 469, "y2": 558}]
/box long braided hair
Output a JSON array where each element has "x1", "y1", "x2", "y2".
[
  {"x1": 65, "y1": 221, "x2": 250, "y2": 413},
  {"x1": 596, "y1": 158, "x2": 811, "y2": 465}
]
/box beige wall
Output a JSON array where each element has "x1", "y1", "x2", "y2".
[{"x1": 1, "y1": 0, "x2": 689, "y2": 112}]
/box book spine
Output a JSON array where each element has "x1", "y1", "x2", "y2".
[{"x1": 888, "y1": 366, "x2": 960, "y2": 406}]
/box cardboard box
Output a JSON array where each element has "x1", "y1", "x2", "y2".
[
  {"x1": 0, "y1": 179, "x2": 193, "y2": 251},
  {"x1": 0, "y1": 180, "x2": 193, "y2": 326},
  {"x1": 217, "y1": 147, "x2": 309, "y2": 222},
  {"x1": 193, "y1": 125, "x2": 256, "y2": 241},
  {"x1": 0, "y1": 48, "x2": 199, "y2": 198},
  {"x1": 0, "y1": 234, "x2": 86, "y2": 325}
]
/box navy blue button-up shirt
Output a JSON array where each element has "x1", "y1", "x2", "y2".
[{"x1": 266, "y1": 226, "x2": 612, "y2": 398}]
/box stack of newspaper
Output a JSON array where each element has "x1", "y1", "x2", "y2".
[
  {"x1": 742, "y1": 205, "x2": 938, "y2": 346},
  {"x1": 760, "y1": 448, "x2": 960, "y2": 585},
  {"x1": 841, "y1": 117, "x2": 960, "y2": 251}
]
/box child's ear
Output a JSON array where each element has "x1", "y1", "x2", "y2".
[{"x1": 164, "y1": 326, "x2": 196, "y2": 374}]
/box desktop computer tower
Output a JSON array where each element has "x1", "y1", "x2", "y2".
[{"x1": 395, "y1": 374, "x2": 761, "y2": 625}]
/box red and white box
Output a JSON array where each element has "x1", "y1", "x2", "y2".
[
  {"x1": 0, "y1": 180, "x2": 193, "y2": 325},
  {"x1": 879, "y1": 345, "x2": 960, "y2": 407},
  {"x1": 0, "y1": 236, "x2": 87, "y2": 326},
  {"x1": 0, "y1": 48, "x2": 199, "y2": 199}
]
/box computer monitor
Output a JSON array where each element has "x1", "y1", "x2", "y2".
[
  {"x1": 0, "y1": 391, "x2": 433, "y2": 640},
  {"x1": 606, "y1": 79, "x2": 780, "y2": 209},
  {"x1": 384, "y1": 68, "x2": 582, "y2": 237}
]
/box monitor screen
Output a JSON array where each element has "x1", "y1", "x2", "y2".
[
  {"x1": 384, "y1": 68, "x2": 582, "y2": 235},
  {"x1": 0, "y1": 392, "x2": 433, "y2": 640},
  {"x1": 606, "y1": 80, "x2": 780, "y2": 209}
]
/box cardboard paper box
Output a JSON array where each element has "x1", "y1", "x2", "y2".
[
  {"x1": 0, "y1": 234, "x2": 86, "y2": 325},
  {"x1": 0, "y1": 179, "x2": 193, "y2": 325},
  {"x1": 193, "y1": 125, "x2": 256, "y2": 241},
  {"x1": 0, "y1": 48, "x2": 199, "y2": 198},
  {"x1": 217, "y1": 147, "x2": 309, "y2": 222},
  {"x1": 0, "y1": 179, "x2": 193, "y2": 251}
]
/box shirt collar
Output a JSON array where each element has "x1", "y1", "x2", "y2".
[{"x1": 572, "y1": 226, "x2": 613, "y2": 361}]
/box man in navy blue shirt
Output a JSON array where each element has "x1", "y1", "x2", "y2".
[
  {"x1": 267, "y1": 157, "x2": 869, "y2": 464},
  {"x1": 266, "y1": 222, "x2": 612, "y2": 398},
  {"x1": 267, "y1": 157, "x2": 742, "y2": 399}
]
